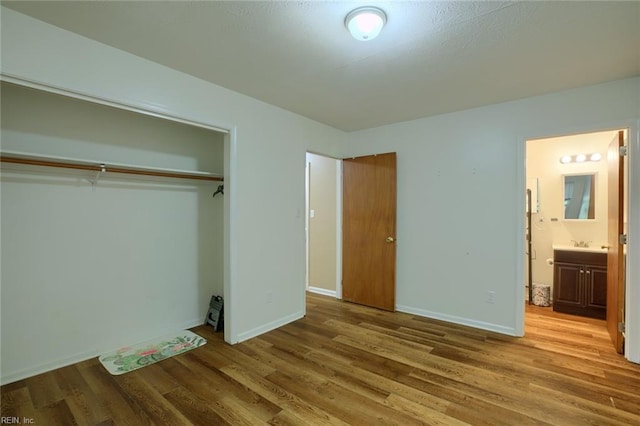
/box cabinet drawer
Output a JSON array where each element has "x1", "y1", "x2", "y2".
[{"x1": 554, "y1": 250, "x2": 606, "y2": 266}]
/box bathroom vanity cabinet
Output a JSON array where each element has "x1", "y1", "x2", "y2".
[{"x1": 553, "y1": 250, "x2": 607, "y2": 319}]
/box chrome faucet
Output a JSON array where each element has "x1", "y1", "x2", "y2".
[{"x1": 571, "y1": 240, "x2": 591, "y2": 248}]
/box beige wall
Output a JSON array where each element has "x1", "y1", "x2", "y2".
[
  {"x1": 526, "y1": 130, "x2": 618, "y2": 289},
  {"x1": 307, "y1": 153, "x2": 337, "y2": 292}
]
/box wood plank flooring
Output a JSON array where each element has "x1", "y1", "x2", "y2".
[{"x1": 2, "y1": 293, "x2": 640, "y2": 425}]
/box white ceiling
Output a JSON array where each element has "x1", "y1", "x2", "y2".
[{"x1": 3, "y1": 1, "x2": 639, "y2": 131}]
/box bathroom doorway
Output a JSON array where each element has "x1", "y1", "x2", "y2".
[{"x1": 524, "y1": 129, "x2": 628, "y2": 353}]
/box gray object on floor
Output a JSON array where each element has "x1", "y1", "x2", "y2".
[
  {"x1": 205, "y1": 295, "x2": 224, "y2": 331},
  {"x1": 532, "y1": 283, "x2": 551, "y2": 307}
]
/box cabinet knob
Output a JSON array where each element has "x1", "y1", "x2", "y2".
[
  {"x1": 586, "y1": 270, "x2": 591, "y2": 274},
  {"x1": 580, "y1": 269, "x2": 584, "y2": 273}
]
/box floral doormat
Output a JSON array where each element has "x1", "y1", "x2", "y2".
[{"x1": 99, "y1": 330, "x2": 207, "y2": 375}]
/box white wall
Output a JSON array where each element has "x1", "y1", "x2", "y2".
[
  {"x1": 1, "y1": 82, "x2": 224, "y2": 171},
  {"x1": 342, "y1": 77, "x2": 640, "y2": 357},
  {"x1": 0, "y1": 7, "x2": 343, "y2": 383}
]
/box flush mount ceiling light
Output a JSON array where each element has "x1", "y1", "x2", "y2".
[{"x1": 345, "y1": 6, "x2": 387, "y2": 41}]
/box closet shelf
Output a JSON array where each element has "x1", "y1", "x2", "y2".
[{"x1": 0, "y1": 151, "x2": 223, "y2": 182}]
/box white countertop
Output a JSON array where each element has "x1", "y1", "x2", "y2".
[{"x1": 552, "y1": 244, "x2": 608, "y2": 253}]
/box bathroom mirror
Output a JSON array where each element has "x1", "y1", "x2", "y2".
[{"x1": 564, "y1": 174, "x2": 595, "y2": 220}]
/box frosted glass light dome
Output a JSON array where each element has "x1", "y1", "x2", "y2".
[{"x1": 345, "y1": 7, "x2": 387, "y2": 41}]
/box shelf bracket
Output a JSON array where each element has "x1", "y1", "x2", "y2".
[{"x1": 88, "y1": 164, "x2": 106, "y2": 189}]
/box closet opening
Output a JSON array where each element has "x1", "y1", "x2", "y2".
[{"x1": 0, "y1": 80, "x2": 232, "y2": 383}]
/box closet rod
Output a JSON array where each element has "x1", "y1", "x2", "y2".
[{"x1": 0, "y1": 155, "x2": 223, "y2": 182}]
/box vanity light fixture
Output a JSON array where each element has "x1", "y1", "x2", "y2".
[
  {"x1": 345, "y1": 6, "x2": 387, "y2": 41},
  {"x1": 559, "y1": 153, "x2": 602, "y2": 164}
]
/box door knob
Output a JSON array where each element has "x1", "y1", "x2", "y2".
[{"x1": 386, "y1": 236, "x2": 395, "y2": 243}]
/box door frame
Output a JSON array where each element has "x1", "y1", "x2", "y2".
[
  {"x1": 304, "y1": 151, "x2": 343, "y2": 300},
  {"x1": 517, "y1": 119, "x2": 639, "y2": 363}
]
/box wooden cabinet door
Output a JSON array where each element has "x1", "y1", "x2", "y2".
[
  {"x1": 553, "y1": 251, "x2": 607, "y2": 319},
  {"x1": 585, "y1": 265, "x2": 608, "y2": 310},
  {"x1": 554, "y1": 262, "x2": 582, "y2": 307}
]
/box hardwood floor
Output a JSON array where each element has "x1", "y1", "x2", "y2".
[{"x1": 2, "y1": 293, "x2": 640, "y2": 425}]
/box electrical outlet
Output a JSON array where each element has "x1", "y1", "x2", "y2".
[
  {"x1": 266, "y1": 291, "x2": 273, "y2": 304},
  {"x1": 485, "y1": 291, "x2": 496, "y2": 304}
]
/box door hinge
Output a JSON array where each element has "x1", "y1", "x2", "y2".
[
  {"x1": 618, "y1": 322, "x2": 626, "y2": 333},
  {"x1": 619, "y1": 234, "x2": 628, "y2": 245},
  {"x1": 619, "y1": 146, "x2": 628, "y2": 156}
]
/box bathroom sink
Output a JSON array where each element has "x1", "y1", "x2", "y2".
[{"x1": 552, "y1": 244, "x2": 608, "y2": 253}]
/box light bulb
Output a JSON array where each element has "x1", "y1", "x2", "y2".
[{"x1": 345, "y1": 7, "x2": 387, "y2": 41}]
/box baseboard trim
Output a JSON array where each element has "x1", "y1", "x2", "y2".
[
  {"x1": 396, "y1": 304, "x2": 518, "y2": 336},
  {"x1": 1, "y1": 348, "x2": 101, "y2": 386},
  {"x1": 307, "y1": 286, "x2": 337, "y2": 298},
  {"x1": 1, "y1": 317, "x2": 206, "y2": 386},
  {"x1": 236, "y1": 311, "x2": 304, "y2": 343}
]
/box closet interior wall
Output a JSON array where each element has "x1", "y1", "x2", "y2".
[{"x1": 0, "y1": 82, "x2": 225, "y2": 384}]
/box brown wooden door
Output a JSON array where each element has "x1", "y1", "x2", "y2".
[
  {"x1": 607, "y1": 130, "x2": 625, "y2": 353},
  {"x1": 342, "y1": 153, "x2": 397, "y2": 311}
]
